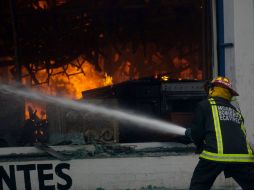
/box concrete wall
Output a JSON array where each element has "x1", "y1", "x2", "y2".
[
  {"x1": 0, "y1": 155, "x2": 239, "y2": 190},
  {"x1": 223, "y1": 0, "x2": 254, "y2": 143}
]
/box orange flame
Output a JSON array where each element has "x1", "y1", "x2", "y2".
[
  {"x1": 1, "y1": 45, "x2": 204, "y2": 120},
  {"x1": 23, "y1": 58, "x2": 113, "y2": 119}
]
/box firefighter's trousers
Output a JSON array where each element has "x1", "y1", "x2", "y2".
[{"x1": 190, "y1": 158, "x2": 254, "y2": 190}]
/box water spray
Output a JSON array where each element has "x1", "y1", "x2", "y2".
[{"x1": 0, "y1": 83, "x2": 186, "y2": 136}]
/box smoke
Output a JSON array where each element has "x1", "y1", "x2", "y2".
[{"x1": 0, "y1": 83, "x2": 186, "y2": 136}]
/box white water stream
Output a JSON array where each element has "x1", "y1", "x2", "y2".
[{"x1": 0, "y1": 84, "x2": 186, "y2": 136}]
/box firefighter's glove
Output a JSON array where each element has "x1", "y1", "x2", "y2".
[{"x1": 175, "y1": 128, "x2": 193, "y2": 145}]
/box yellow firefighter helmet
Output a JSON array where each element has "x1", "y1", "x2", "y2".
[{"x1": 211, "y1": 76, "x2": 239, "y2": 96}]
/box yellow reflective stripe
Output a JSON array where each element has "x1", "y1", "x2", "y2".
[
  {"x1": 200, "y1": 150, "x2": 254, "y2": 162},
  {"x1": 209, "y1": 98, "x2": 223, "y2": 154},
  {"x1": 214, "y1": 102, "x2": 224, "y2": 154},
  {"x1": 240, "y1": 123, "x2": 253, "y2": 154},
  {"x1": 236, "y1": 108, "x2": 253, "y2": 155},
  {"x1": 247, "y1": 143, "x2": 253, "y2": 154}
]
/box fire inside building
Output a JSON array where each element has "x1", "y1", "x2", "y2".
[{"x1": 0, "y1": 0, "x2": 212, "y2": 146}]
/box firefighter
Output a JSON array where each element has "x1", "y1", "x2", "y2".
[{"x1": 185, "y1": 76, "x2": 254, "y2": 190}]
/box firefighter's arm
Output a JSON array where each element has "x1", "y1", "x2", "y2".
[{"x1": 185, "y1": 103, "x2": 206, "y2": 152}]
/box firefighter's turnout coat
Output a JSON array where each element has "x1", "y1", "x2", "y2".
[{"x1": 191, "y1": 96, "x2": 254, "y2": 162}]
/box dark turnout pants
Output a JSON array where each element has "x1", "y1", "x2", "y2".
[{"x1": 190, "y1": 159, "x2": 254, "y2": 190}]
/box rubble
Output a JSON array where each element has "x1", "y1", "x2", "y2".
[{"x1": 0, "y1": 142, "x2": 195, "y2": 162}]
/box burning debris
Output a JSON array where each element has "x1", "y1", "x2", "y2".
[
  {"x1": 0, "y1": 43, "x2": 207, "y2": 145},
  {"x1": 20, "y1": 106, "x2": 49, "y2": 146}
]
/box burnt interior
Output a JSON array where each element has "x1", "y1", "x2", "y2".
[{"x1": 0, "y1": 0, "x2": 212, "y2": 146}]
